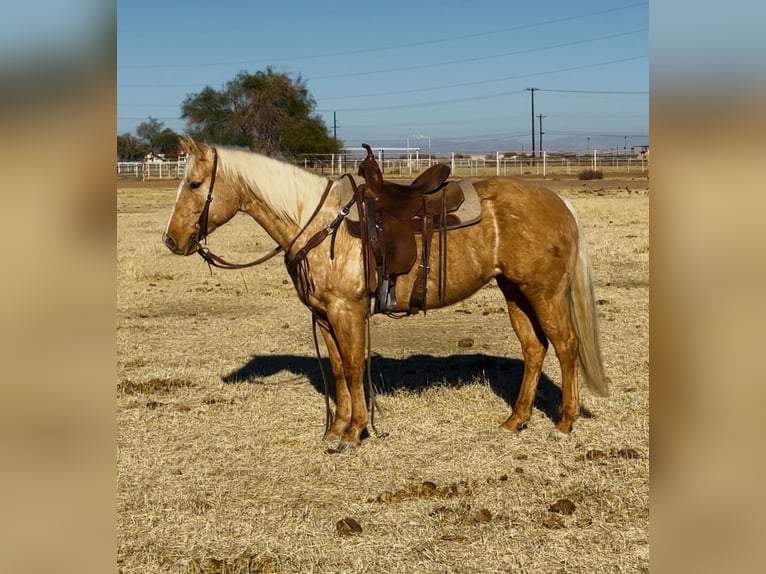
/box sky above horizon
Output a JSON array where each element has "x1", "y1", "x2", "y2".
[{"x1": 117, "y1": 0, "x2": 648, "y2": 153}]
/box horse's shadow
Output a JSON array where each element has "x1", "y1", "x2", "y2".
[{"x1": 222, "y1": 352, "x2": 583, "y2": 423}]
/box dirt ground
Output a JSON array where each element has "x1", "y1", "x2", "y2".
[{"x1": 117, "y1": 173, "x2": 648, "y2": 573}]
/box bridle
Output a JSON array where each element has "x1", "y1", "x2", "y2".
[
  {"x1": 193, "y1": 148, "x2": 217, "y2": 246},
  {"x1": 191, "y1": 146, "x2": 344, "y2": 272},
  {"x1": 193, "y1": 148, "x2": 283, "y2": 269}
]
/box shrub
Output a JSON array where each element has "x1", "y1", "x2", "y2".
[{"x1": 578, "y1": 169, "x2": 603, "y2": 180}]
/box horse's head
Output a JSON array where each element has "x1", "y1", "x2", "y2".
[{"x1": 162, "y1": 137, "x2": 237, "y2": 255}]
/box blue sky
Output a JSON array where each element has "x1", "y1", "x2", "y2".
[{"x1": 118, "y1": 0, "x2": 648, "y2": 153}]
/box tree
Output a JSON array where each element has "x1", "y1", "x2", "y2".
[
  {"x1": 135, "y1": 116, "x2": 164, "y2": 149},
  {"x1": 117, "y1": 133, "x2": 149, "y2": 161},
  {"x1": 181, "y1": 68, "x2": 342, "y2": 157},
  {"x1": 180, "y1": 86, "x2": 238, "y2": 146},
  {"x1": 154, "y1": 128, "x2": 182, "y2": 158},
  {"x1": 282, "y1": 116, "x2": 340, "y2": 155},
  {"x1": 118, "y1": 120, "x2": 181, "y2": 160}
]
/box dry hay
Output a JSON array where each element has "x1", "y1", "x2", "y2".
[{"x1": 117, "y1": 176, "x2": 648, "y2": 573}]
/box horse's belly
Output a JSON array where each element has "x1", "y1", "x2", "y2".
[{"x1": 392, "y1": 245, "x2": 494, "y2": 311}]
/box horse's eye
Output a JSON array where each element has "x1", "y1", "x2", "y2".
[{"x1": 189, "y1": 181, "x2": 202, "y2": 190}]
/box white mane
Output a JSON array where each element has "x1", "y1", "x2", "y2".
[{"x1": 216, "y1": 147, "x2": 329, "y2": 227}]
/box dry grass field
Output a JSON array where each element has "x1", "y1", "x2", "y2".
[{"x1": 117, "y1": 173, "x2": 649, "y2": 573}]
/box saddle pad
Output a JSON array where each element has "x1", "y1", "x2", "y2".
[{"x1": 340, "y1": 176, "x2": 483, "y2": 232}]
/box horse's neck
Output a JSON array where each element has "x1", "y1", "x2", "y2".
[{"x1": 222, "y1": 149, "x2": 330, "y2": 247}]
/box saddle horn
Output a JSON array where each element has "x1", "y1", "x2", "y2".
[{"x1": 358, "y1": 143, "x2": 383, "y2": 195}]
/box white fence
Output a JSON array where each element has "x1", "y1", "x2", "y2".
[
  {"x1": 117, "y1": 160, "x2": 186, "y2": 180},
  {"x1": 486, "y1": 151, "x2": 647, "y2": 177},
  {"x1": 117, "y1": 151, "x2": 647, "y2": 180},
  {"x1": 297, "y1": 150, "x2": 648, "y2": 178}
]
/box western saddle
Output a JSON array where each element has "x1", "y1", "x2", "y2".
[{"x1": 348, "y1": 143, "x2": 472, "y2": 315}]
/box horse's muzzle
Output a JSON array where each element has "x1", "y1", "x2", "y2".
[
  {"x1": 162, "y1": 233, "x2": 178, "y2": 253},
  {"x1": 162, "y1": 233, "x2": 199, "y2": 255},
  {"x1": 162, "y1": 233, "x2": 197, "y2": 255}
]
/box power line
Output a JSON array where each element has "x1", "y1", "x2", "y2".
[
  {"x1": 545, "y1": 130, "x2": 648, "y2": 137},
  {"x1": 318, "y1": 89, "x2": 528, "y2": 113},
  {"x1": 119, "y1": 29, "x2": 647, "y2": 88},
  {"x1": 119, "y1": 2, "x2": 647, "y2": 70},
  {"x1": 539, "y1": 88, "x2": 648, "y2": 95},
  {"x1": 305, "y1": 29, "x2": 647, "y2": 82},
  {"x1": 319, "y1": 56, "x2": 646, "y2": 111}
]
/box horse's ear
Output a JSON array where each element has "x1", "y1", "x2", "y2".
[
  {"x1": 179, "y1": 136, "x2": 194, "y2": 155},
  {"x1": 179, "y1": 136, "x2": 208, "y2": 157}
]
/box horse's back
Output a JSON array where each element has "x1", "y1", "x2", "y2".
[
  {"x1": 475, "y1": 177, "x2": 573, "y2": 222},
  {"x1": 472, "y1": 177, "x2": 580, "y2": 283}
]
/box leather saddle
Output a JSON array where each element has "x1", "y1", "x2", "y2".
[{"x1": 345, "y1": 143, "x2": 482, "y2": 314}]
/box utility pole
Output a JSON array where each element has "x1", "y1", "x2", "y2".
[
  {"x1": 527, "y1": 87, "x2": 537, "y2": 158},
  {"x1": 537, "y1": 114, "x2": 546, "y2": 153},
  {"x1": 333, "y1": 112, "x2": 338, "y2": 142}
]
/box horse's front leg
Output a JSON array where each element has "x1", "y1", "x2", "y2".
[
  {"x1": 325, "y1": 302, "x2": 369, "y2": 448},
  {"x1": 317, "y1": 324, "x2": 352, "y2": 443}
]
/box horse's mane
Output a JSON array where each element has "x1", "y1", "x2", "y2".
[{"x1": 216, "y1": 146, "x2": 328, "y2": 226}]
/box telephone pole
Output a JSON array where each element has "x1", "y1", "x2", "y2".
[
  {"x1": 333, "y1": 112, "x2": 338, "y2": 142},
  {"x1": 537, "y1": 114, "x2": 546, "y2": 153},
  {"x1": 527, "y1": 87, "x2": 537, "y2": 158}
]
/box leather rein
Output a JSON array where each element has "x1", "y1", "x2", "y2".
[{"x1": 193, "y1": 147, "x2": 334, "y2": 271}]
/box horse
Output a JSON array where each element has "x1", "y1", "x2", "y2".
[{"x1": 162, "y1": 137, "x2": 609, "y2": 449}]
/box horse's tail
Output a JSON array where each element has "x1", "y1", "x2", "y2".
[{"x1": 563, "y1": 198, "x2": 610, "y2": 397}]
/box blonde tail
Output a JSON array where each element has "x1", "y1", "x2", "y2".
[{"x1": 563, "y1": 198, "x2": 610, "y2": 397}]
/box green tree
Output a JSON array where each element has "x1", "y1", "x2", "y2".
[
  {"x1": 154, "y1": 128, "x2": 182, "y2": 158},
  {"x1": 117, "y1": 133, "x2": 149, "y2": 161},
  {"x1": 181, "y1": 68, "x2": 341, "y2": 157},
  {"x1": 135, "y1": 116, "x2": 164, "y2": 149},
  {"x1": 180, "y1": 86, "x2": 238, "y2": 146}
]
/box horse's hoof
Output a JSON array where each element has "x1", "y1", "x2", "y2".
[
  {"x1": 324, "y1": 440, "x2": 358, "y2": 455},
  {"x1": 501, "y1": 418, "x2": 528, "y2": 432},
  {"x1": 548, "y1": 428, "x2": 570, "y2": 441},
  {"x1": 337, "y1": 441, "x2": 358, "y2": 452},
  {"x1": 323, "y1": 430, "x2": 342, "y2": 443}
]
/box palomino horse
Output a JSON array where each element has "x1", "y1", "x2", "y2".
[{"x1": 163, "y1": 137, "x2": 609, "y2": 448}]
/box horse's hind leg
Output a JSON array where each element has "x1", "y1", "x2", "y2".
[
  {"x1": 530, "y1": 292, "x2": 581, "y2": 439},
  {"x1": 548, "y1": 308, "x2": 580, "y2": 439},
  {"x1": 496, "y1": 277, "x2": 548, "y2": 432}
]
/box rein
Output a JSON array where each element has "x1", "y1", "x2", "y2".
[
  {"x1": 194, "y1": 148, "x2": 285, "y2": 270},
  {"x1": 197, "y1": 245, "x2": 284, "y2": 270}
]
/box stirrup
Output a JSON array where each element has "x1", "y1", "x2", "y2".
[{"x1": 376, "y1": 277, "x2": 398, "y2": 313}]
